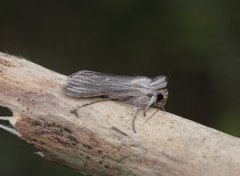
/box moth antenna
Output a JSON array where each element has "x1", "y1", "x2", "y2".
[{"x1": 142, "y1": 109, "x2": 159, "y2": 126}]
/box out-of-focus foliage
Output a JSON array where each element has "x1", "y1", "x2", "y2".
[{"x1": 0, "y1": 0, "x2": 240, "y2": 175}]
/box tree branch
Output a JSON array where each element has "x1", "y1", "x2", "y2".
[{"x1": 0, "y1": 52, "x2": 240, "y2": 176}]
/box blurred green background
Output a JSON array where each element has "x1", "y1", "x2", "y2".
[{"x1": 0, "y1": 0, "x2": 240, "y2": 175}]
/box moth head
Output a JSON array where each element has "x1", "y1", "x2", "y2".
[{"x1": 155, "y1": 89, "x2": 168, "y2": 110}]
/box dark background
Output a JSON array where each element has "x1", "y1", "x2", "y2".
[{"x1": 0, "y1": 1, "x2": 240, "y2": 175}]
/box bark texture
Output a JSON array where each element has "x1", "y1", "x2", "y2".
[{"x1": 0, "y1": 52, "x2": 240, "y2": 176}]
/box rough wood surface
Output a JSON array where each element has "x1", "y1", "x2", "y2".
[{"x1": 0, "y1": 52, "x2": 240, "y2": 176}]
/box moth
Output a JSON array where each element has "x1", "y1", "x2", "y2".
[{"x1": 63, "y1": 70, "x2": 168, "y2": 132}]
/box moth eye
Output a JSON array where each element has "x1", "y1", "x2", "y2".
[{"x1": 157, "y1": 94, "x2": 164, "y2": 101}]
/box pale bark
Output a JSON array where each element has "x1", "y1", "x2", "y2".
[{"x1": 0, "y1": 52, "x2": 240, "y2": 176}]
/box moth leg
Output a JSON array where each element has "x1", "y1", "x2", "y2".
[
  {"x1": 132, "y1": 108, "x2": 141, "y2": 133},
  {"x1": 79, "y1": 98, "x2": 113, "y2": 108},
  {"x1": 143, "y1": 94, "x2": 157, "y2": 116}
]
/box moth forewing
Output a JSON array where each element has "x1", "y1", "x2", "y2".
[{"x1": 64, "y1": 70, "x2": 168, "y2": 109}]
